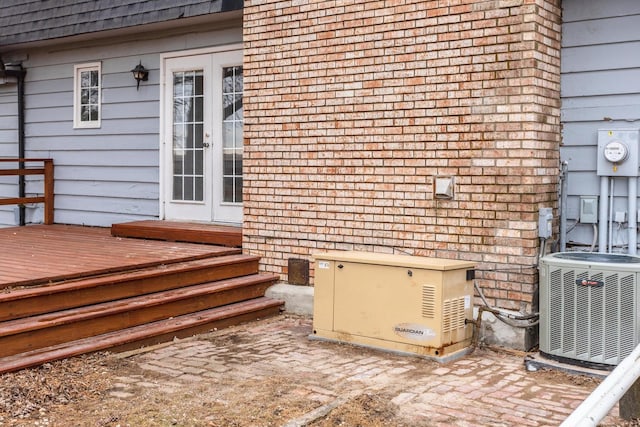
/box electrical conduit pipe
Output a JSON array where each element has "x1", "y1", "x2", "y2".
[
  {"x1": 629, "y1": 176, "x2": 637, "y2": 255},
  {"x1": 599, "y1": 176, "x2": 609, "y2": 253},
  {"x1": 609, "y1": 178, "x2": 615, "y2": 253},
  {"x1": 560, "y1": 162, "x2": 569, "y2": 252}
]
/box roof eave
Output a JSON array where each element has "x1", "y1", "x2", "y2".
[{"x1": 0, "y1": 9, "x2": 243, "y2": 54}]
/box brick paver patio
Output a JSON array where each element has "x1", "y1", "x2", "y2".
[{"x1": 109, "y1": 315, "x2": 623, "y2": 426}]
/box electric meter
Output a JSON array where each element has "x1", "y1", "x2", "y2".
[
  {"x1": 603, "y1": 140, "x2": 628, "y2": 163},
  {"x1": 597, "y1": 129, "x2": 640, "y2": 177}
]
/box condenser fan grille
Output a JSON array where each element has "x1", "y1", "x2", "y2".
[{"x1": 546, "y1": 266, "x2": 637, "y2": 365}]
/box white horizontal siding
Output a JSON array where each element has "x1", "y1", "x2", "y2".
[
  {"x1": 26, "y1": 117, "x2": 160, "y2": 137},
  {"x1": 0, "y1": 131, "x2": 17, "y2": 144},
  {"x1": 562, "y1": 41, "x2": 640, "y2": 73},
  {"x1": 562, "y1": 69, "x2": 640, "y2": 98},
  {"x1": 0, "y1": 22, "x2": 241, "y2": 227},
  {"x1": 563, "y1": 15, "x2": 640, "y2": 47},
  {"x1": 0, "y1": 211, "x2": 17, "y2": 227},
  {"x1": 0, "y1": 116, "x2": 17, "y2": 129},
  {"x1": 53, "y1": 165, "x2": 158, "y2": 182},
  {"x1": 562, "y1": 121, "x2": 610, "y2": 146},
  {"x1": 0, "y1": 80, "x2": 18, "y2": 224},
  {"x1": 560, "y1": 146, "x2": 599, "y2": 171},
  {"x1": 561, "y1": 0, "x2": 640, "y2": 247},
  {"x1": 563, "y1": 0, "x2": 640, "y2": 22},
  {"x1": 53, "y1": 180, "x2": 159, "y2": 199},
  {"x1": 54, "y1": 194, "x2": 158, "y2": 213},
  {"x1": 53, "y1": 209, "x2": 157, "y2": 227},
  {"x1": 561, "y1": 104, "x2": 639, "y2": 123},
  {"x1": 26, "y1": 134, "x2": 159, "y2": 151},
  {"x1": 31, "y1": 150, "x2": 159, "y2": 167}
]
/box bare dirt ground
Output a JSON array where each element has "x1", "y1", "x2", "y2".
[
  {"x1": 0, "y1": 315, "x2": 637, "y2": 427},
  {"x1": 0, "y1": 353, "x2": 401, "y2": 427}
]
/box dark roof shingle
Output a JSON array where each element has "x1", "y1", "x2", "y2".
[{"x1": 0, "y1": 0, "x2": 242, "y2": 47}]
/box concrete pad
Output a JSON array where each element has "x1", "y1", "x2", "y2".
[
  {"x1": 475, "y1": 307, "x2": 528, "y2": 351},
  {"x1": 524, "y1": 352, "x2": 610, "y2": 379},
  {"x1": 265, "y1": 283, "x2": 313, "y2": 316}
]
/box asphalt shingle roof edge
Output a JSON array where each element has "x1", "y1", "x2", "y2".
[{"x1": 0, "y1": 0, "x2": 243, "y2": 47}]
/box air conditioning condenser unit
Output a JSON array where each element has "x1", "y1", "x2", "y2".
[
  {"x1": 539, "y1": 252, "x2": 640, "y2": 367},
  {"x1": 312, "y1": 251, "x2": 476, "y2": 362}
]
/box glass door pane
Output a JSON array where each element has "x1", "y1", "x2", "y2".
[
  {"x1": 222, "y1": 66, "x2": 243, "y2": 203},
  {"x1": 172, "y1": 70, "x2": 205, "y2": 201}
]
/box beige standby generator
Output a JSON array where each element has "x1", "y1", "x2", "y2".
[{"x1": 312, "y1": 251, "x2": 476, "y2": 362}]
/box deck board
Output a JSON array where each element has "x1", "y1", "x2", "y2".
[
  {"x1": 111, "y1": 220, "x2": 242, "y2": 247},
  {"x1": 0, "y1": 224, "x2": 240, "y2": 288}
]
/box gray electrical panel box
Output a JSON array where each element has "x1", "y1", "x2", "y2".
[
  {"x1": 579, "y1": 196, "x2": 598, "y2": 224},
  {"x1": 538, "y1": 207, "x2": 553, "y2": 239},
  {"x1": 596, "y1": 129, "x2": 640, "y2": 177}
]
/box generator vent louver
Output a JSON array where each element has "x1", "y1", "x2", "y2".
[
  {"x1": 540, "y1": 253, "x2": 640, "y2": 366},
  {"x1": 443, "y1": 297, "x2": 466, "y2": 333},
  {"x1": 422, "y1": 284, "x2": 436, "y2": 319}
]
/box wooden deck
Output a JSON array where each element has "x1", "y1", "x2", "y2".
[
  {"x1": 0, "y1": 222, "x2": 282, "y2": 373},
  {"x1": 0, "y1": 224, "x2": 238, "y2": 288}
]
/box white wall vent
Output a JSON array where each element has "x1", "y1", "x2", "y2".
[{"x1": 539, "y1": 252, "x2": 640, "y2": 367}]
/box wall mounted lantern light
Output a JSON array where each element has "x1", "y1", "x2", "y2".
[{"x1": 131, "y1": 61, "x2": 148, "y2": 90}]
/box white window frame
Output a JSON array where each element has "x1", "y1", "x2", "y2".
[{"x1": 73, "y1": 62, "x2": 101, "y2": 128}]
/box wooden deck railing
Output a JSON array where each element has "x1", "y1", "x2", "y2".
[{"x1": 0, "y1": 158, "x2": 54, "y2": 225}]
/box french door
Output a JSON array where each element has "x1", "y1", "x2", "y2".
[{"x1": 162, "y1": 49, "x2": 243, "y2": 224}]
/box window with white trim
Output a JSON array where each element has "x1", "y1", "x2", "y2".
[{"x1": 73, "y1": 62, "x2": 101, "y2": 128}]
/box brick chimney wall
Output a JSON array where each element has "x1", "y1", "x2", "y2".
[{"x1": 242, "y1": 0, "x2": 561, "y2": 312}]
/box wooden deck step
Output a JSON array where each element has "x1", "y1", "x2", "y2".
[
  {"x1": 0, "y1": 254, "x2": 261, "y2": 322},
  {"x1": 111, "y1": 220, "x2": 242, "y2": 247},
  {"x1": 0, "y1": 274, "x2": 279, "y2": 357},
  {"x1": 0, "y1": 224, "x2": 283, "y2": 371},
  {"x1": 0, "y1": 297, "x2": 284, "y2": 374}
]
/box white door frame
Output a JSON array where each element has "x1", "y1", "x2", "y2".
[{"x1": 159, "y1": 44, "x2": 243, "y2": 224}]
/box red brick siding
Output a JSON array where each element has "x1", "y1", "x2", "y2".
[{"x1": 243, "y1": 0, "x2": 561, "y2": 311}]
